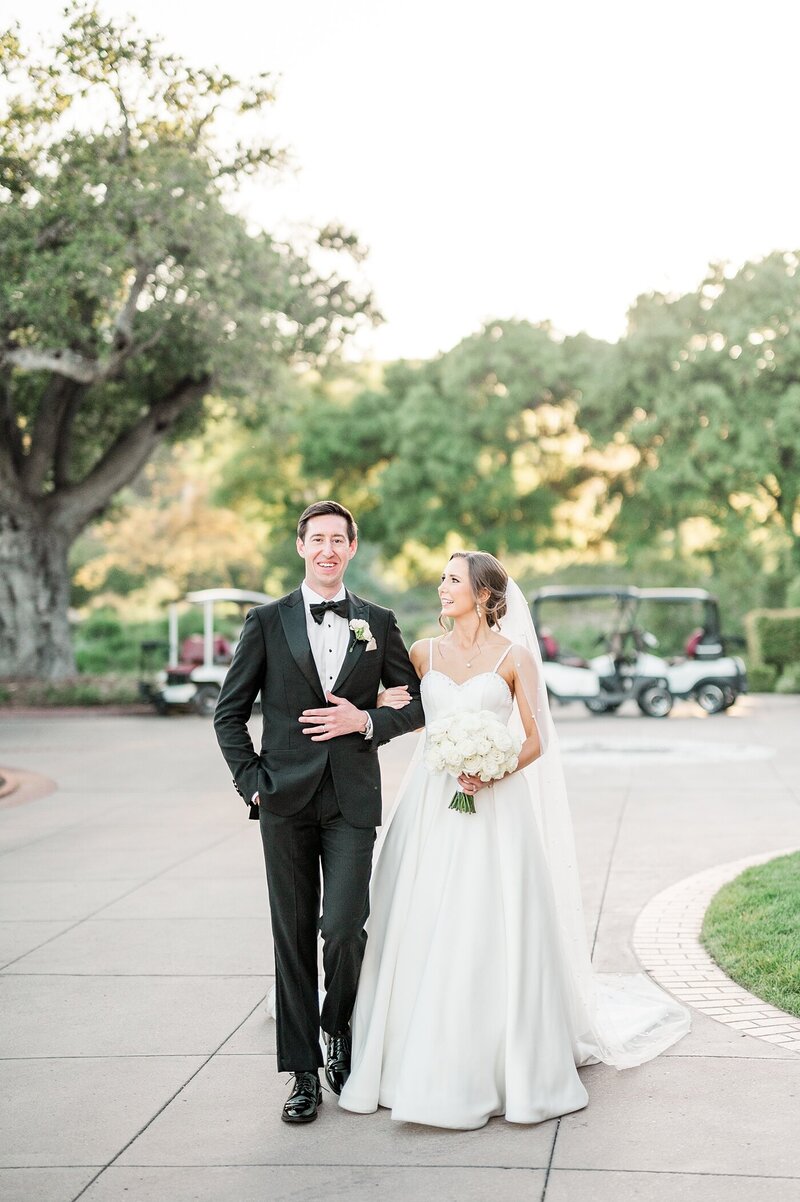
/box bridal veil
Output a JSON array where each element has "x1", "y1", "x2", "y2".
[{"x1": 498, "y1": 578, "x2": 690, "y2": 1068}]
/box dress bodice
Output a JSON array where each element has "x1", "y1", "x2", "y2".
[{"x1": 420, "y1": 668, "x2": 514, "y2": 725}]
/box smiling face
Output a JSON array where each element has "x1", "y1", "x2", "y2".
[
  {"x1": 439, "y1": 556, "x2": 480, "y2": 620},
  {"x1": 297, "y1": 514, "x2": 357, "y2": 596}
]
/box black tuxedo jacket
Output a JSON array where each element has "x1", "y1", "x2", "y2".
[{"x1": 213, "y1": 587, "x2": 424, "y2": 828}]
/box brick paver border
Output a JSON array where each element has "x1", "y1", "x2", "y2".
[{"x1": 633, "y1": 848, "x2": 800, "y2": 1053}]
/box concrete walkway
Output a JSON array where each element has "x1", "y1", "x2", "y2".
[{"x1": 1, "y1": 696, "x2": 798, "y2": 1201}]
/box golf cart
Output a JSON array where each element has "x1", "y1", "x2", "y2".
[
  {"x1": 139, "y1": 587, "x2": 272, "y2": 716},
  {"x1": 635, "y1": 589, "x2": 747, "y2": 714},
  {"x1": 531, "y1": 585, "x2": 747, "y2": 718},
  {"x1": 531, "y1": 586, "x2": 674, "y2": 717}
]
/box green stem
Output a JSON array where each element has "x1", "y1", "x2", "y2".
[{"x1": 449, "y1": 790, "x2": 476, "y2": 814}]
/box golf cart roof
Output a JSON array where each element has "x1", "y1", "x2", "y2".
[
  {"x1": 637, "y1": 588, "x2": 717, "y2": 603},
  {"x1": 531, "y1": 586, "x2": 639, "y2": 602},
  {"x1": 183, "y1": 588, "x2": 273, "y2": 606}
]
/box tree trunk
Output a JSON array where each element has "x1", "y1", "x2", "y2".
[{"x1": 0, "y1": 505, "x2": 76, "y2": 680}]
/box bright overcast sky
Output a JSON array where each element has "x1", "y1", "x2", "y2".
[{"x1": 15, "y1": 1, "x2": 800, "y2": 360}]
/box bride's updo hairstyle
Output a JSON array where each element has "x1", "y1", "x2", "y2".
[{"x1": 446, "y1": 551, "x2": 508, "y2": 629}]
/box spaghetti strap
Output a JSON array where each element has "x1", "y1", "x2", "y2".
[{"x1": 492, "y1": 644, "x2": 513, "y2": 673}]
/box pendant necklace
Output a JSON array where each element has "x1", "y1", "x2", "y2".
[
  {"x1": 440, "y1": 637, "x2": 484, "y2": 668},
  {"x1": 465, "y1": 641, "x2": 484, "y2": 668},
  {"x1": 439, "y1": 634, "x2": 482, "y2": 673}
]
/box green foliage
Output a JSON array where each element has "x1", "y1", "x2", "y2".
[
  {"x1": 746, "y1": 609, "x2": 800, "y2": 670},
  {"x1": 702, "y1": 852, "x2": 800, "y2": 1018},
  {"x1": 294, "y1": 320, "x2": 608, "y2": 569},
  {"x1": 775, "y1": 663, "x2": 800, "y2": 694},
  {"x1": 1, "y1": 3, "x2": 376, "y2": 474},
  {"x1": 75, "y1": 609, "x2": 156, "y2": 673},
  {"x1": 746, "y1": 663, "x2": 778, "y2": 692},
  {"x1": 578, "y1": 253, "x2": 800, "y2": 570},
  {"x1": 72, "y1": 606, "x2": 237, "y2": 674}
]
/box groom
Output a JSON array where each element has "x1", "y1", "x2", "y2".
[{"x1": 213, "y1": 500, "x2": 423, "y2": 1123}]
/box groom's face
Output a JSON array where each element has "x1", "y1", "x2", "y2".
[{"x1": 297, "y1": 515, "x2": 357, "y2": 595}]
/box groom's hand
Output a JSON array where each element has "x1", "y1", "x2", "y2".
[{"x1": 300, "y1": 692, "x2": 369, "y2": 741}]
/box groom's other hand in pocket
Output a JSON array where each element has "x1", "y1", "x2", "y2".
[
  {"x1": 300, "y1": 692, "x2": 370, "y2": 741},
  {"x1": 377, "y1": 685, "x2": 411, "y2": 709}
]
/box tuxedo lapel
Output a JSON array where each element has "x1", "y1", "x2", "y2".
[
  {"x1": 332, "y1": 591, "x2": 368, "y2": 694},
  {"x1": 278, "y1": 589, "x2": 326, "y2": 702}
]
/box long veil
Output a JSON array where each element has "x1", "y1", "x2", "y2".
[{"x1": 499, "y1": 578, "x2": 690, "y2": 1067}]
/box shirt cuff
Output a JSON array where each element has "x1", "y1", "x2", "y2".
[
  {"x1": 362, "y1": 713, "x2": 373, "y2": 740},
  {"x1": 251, "y1": 791, "x2": 259, "y2": 804}
]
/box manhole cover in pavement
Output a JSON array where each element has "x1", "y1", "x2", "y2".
[{"x1": 559, "y1": 739, "x2": 773, "y2": 764}]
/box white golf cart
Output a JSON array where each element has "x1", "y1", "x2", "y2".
[
  {"x1": 139, "y1": 587, "x2": 272, "y2": 716},
  {"x1": 531, "y1": 585, "x2": 747, "y2": 717},
  {"x1": 636, "y1": 588, "x2": 747, "y2": 714},
  {"x1": 532, "y1": 586, "x2": 674, "y2": 717}
]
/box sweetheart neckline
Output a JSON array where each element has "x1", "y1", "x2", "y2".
[{"x1": 422, "y1": 668, "x2": 513, "y2": 702}]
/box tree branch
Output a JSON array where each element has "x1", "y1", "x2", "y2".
[
  {"x1": 53, "y1": 387, "x2": 86, "y2": 488},
  {"x1": 1, "y1": 346, "x2": 121, "y2": 384},
  {"x1": 20, "y1": 377, "x2": 84, "y2": 494},
  {"x1": 0, "y1": 377, "x2": 26, "y2": 511},
  {"x1": 2, "y1": 327, "x2": 161, "y2": 385},
  {"x1": 0, "y1": 375, "x2": 23, "y2": 475},
  {"x1": 52, "y1": 373, "x2": 213, "y2": 534}
]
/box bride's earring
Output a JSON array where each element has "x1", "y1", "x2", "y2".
[{"x1": 476, "y1": 603, "x2": 482, "y2": 617}]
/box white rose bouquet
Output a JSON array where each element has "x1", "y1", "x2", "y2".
[{"x1": 424, "y1": 710, "x2": 521, "y2": 814}]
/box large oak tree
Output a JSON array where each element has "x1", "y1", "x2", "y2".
[{"x1": 0, "y1": 4, "x2": 376, "y2": 678}]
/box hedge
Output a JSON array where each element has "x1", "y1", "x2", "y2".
[
  {"x1": 745, "y1": 609, "x2": 800, "y2": 671},
  {"x1": 747, "y1": 663, "x2": 778, "y2": 693}
]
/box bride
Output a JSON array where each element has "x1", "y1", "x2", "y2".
[{"x1": 338, "y1": 550, "x2": 690, "y2": 1130}]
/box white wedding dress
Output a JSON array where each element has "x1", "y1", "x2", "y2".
[{"x1": 339, "y1": 634, "x2": 689, "y2": 1129}]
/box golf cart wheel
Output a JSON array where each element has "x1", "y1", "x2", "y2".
[
  {"x1": 637, "y1": 684, "x2": 673, "y2": 718},
  {"x1": 695, "y1": 683, "x2": 726, "y2": 715},
  {"x1": 193, "y1": 685, "x2": 220, "y2": 717},
  {"x1": 584, "y1": 698, "x2": 621, "y2": 714},
  {"x1": 721, "y1": 685, "x2": 737, "y2": 710}
]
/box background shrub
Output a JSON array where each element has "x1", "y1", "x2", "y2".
[{"x1": 747, "y1": 663, "x2": 778, "y2": 692}]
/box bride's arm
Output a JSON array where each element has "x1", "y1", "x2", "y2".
[{"x1": 510, "y1": 659, "x2": 543, "y2": 771}]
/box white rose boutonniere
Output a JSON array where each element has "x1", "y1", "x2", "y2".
[{"x1": 349, "y1": 618, "x2": 376, "y2": 652}]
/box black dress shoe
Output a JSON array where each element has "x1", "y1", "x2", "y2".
[
  {"x1": 281, "y1": 1072, "x2": 322, "y2": 1124},
  {"x1": 324, "y1": 1028, "x2": 351, "y2": 1095}
]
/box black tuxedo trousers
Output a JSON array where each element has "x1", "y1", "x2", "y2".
[
  {"x1": 261, "y1": 768, "x2": 376, "y2": 1069},
  {"x1": 214, "y1": 589, "x2": 424, "y2": 1070}
]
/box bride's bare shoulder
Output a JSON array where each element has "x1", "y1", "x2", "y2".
[{"x1": 409, "y1": 639, "x2": 432, "y2": 673}]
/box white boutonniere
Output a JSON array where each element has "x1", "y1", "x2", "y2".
[{"x1": 349, "y1": 618, "x2": 375, "y2": 652}]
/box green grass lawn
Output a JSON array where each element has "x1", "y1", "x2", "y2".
[{"x1": 701, "y1": 851, "x2": 800, "y2": 1018}]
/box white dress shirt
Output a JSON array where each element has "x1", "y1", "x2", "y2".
[
  {"x1": 301, "y1": 582, "x2": 372, "y2": 739},
  {"x1": 301, "y1": 582, "x2": 350, "y2": 694}
]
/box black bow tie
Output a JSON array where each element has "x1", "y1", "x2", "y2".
[{"x1": 309, "y1": 598, "x2": 349, "y2": 625}]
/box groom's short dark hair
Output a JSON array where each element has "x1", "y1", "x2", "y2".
[{"x1": 297, "y1": 500, "x2": 357, "y2": 544}]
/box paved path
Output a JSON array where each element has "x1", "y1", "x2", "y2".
[{"x1": 1, "y1": 696, "x2": 799, "y2": 1201}]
